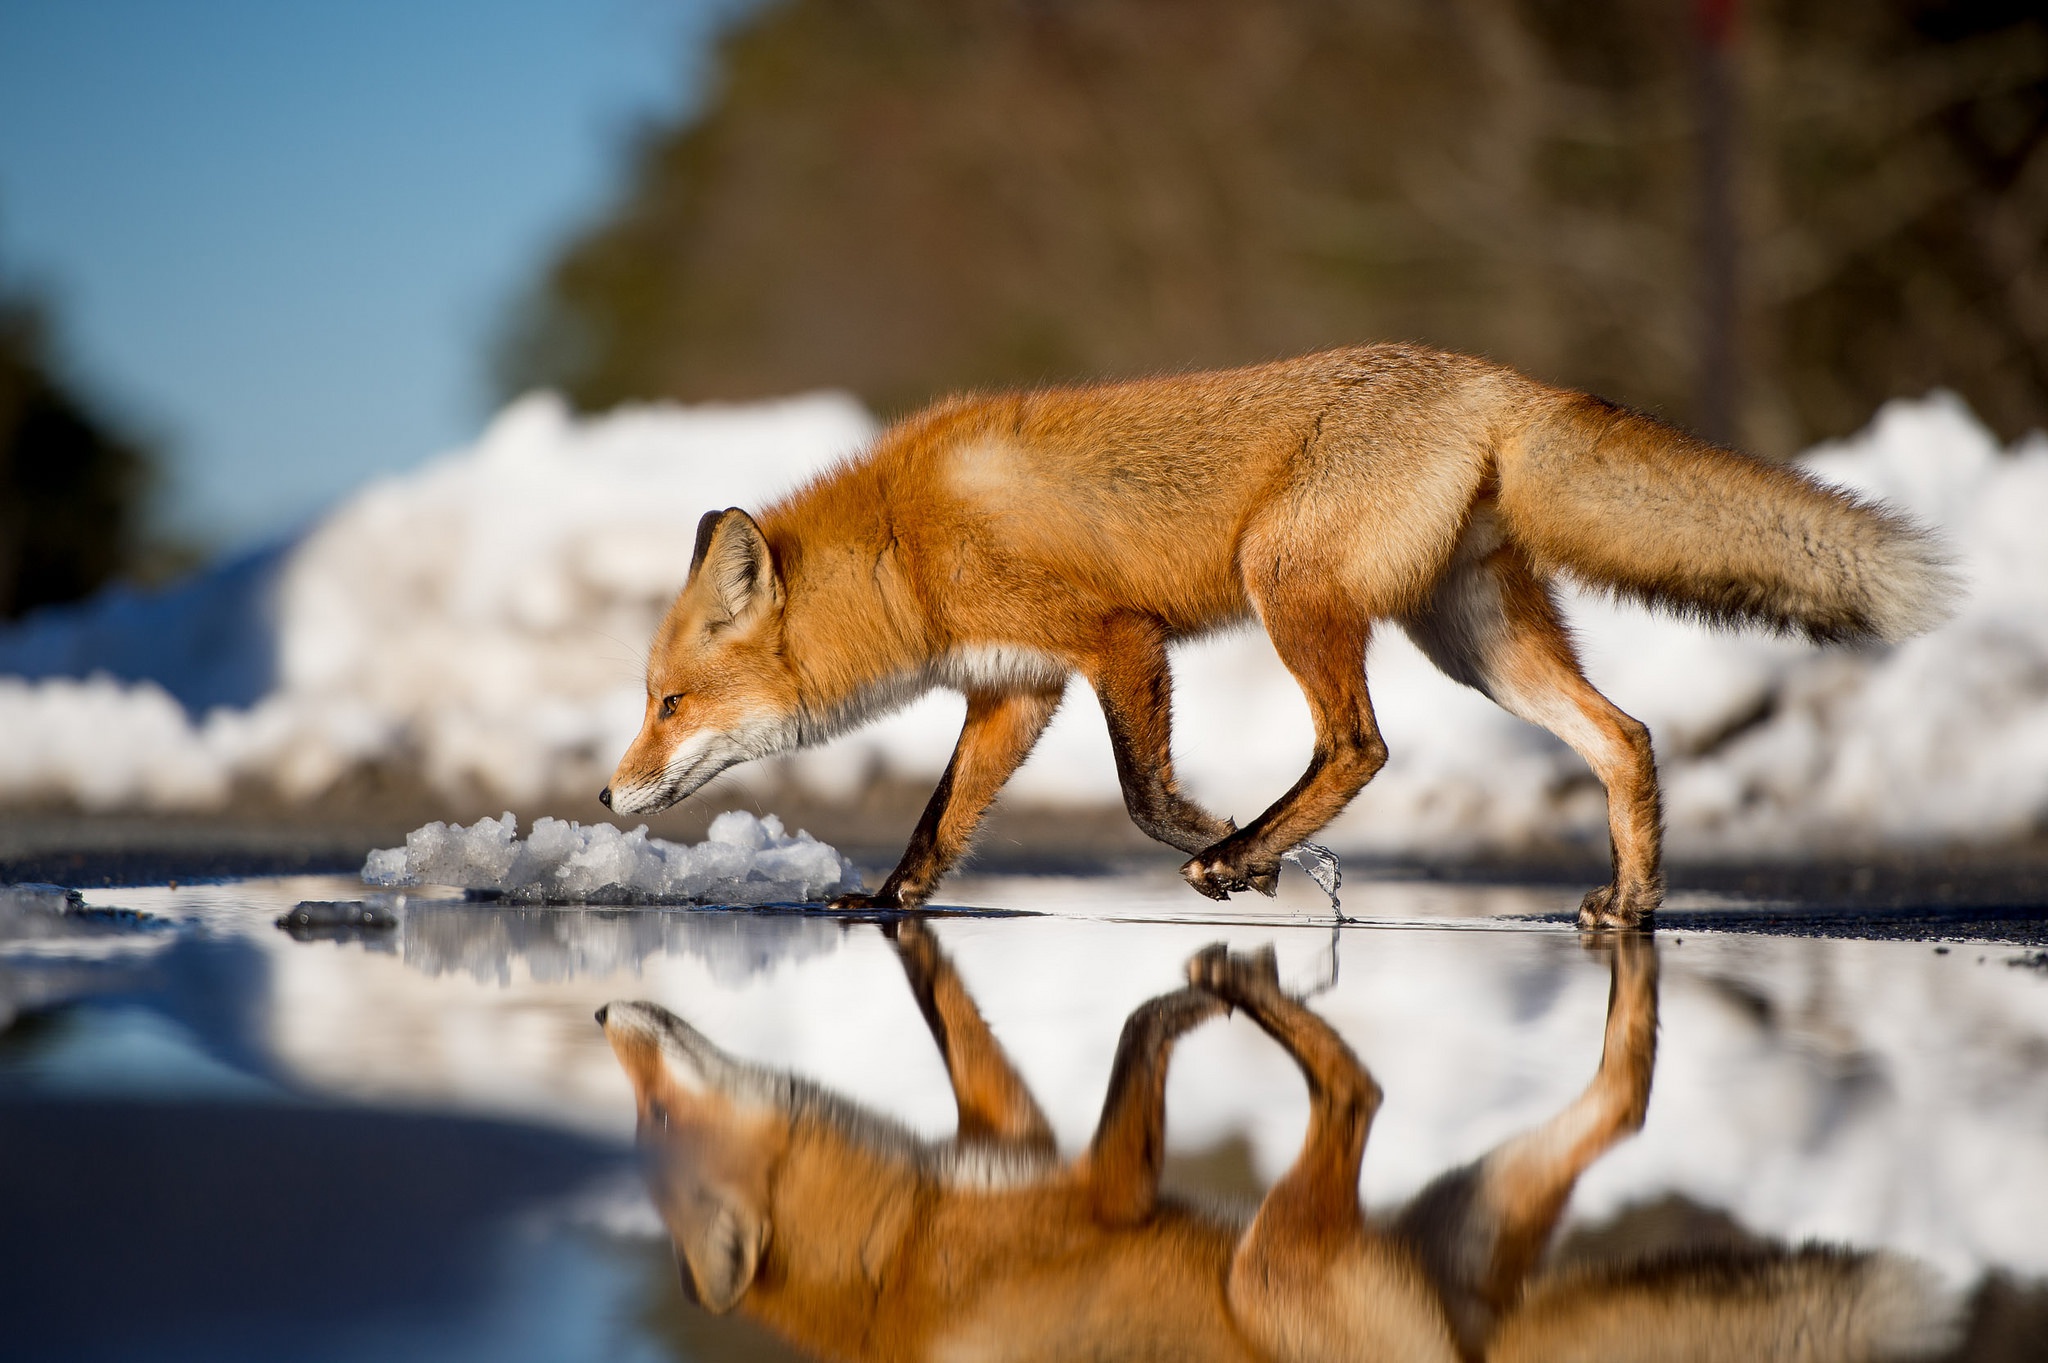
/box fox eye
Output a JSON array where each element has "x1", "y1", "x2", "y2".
[{"x1": 659, "y1": 694, "x2": 682, "y2": 719}]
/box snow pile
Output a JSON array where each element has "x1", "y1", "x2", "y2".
[
  {"x1": 0, "y1": 385, "x2": 2043, "y2": 855},
  {"x1": 1645, "y1": 398, "x2": 2048, "y2": 850},
  {"x1": 0, "y1": 390, "x2": 878, "y2": 811},
  {"x1": 270, "y1": 391, "x2": 877, "y2": 804},
  {"x1": 0, "y1": 674, "x2": 236, "y2": 810},
  {"x1": 362, "y1": 809, "x2": 861, "y2": 905},
  {"x1": 0, "y1": 542, "x2": 283, "y2": 713}
]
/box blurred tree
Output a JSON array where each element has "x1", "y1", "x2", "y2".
[
  {"x1": 497, "y1": 0, "x2": 2048, "y2": 455},
  {"x1": 1750, "y1": 0, "x2": 2048, "y2": 450},
  {"x1": 0, "y1": 283, "x2": 158, "y2": 619}
]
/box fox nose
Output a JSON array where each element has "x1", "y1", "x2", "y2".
[
  {"x1": 594, "y1": 1004, "x2": 610, "y2": 1027},
  {"x1": 598, "y1": 786, "x2": 613, "y2": 809}
]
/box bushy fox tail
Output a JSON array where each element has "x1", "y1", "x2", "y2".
[
  {"x1": 1499, "y1": 396, "x2": 1956, "y2": 644},
  {"x1": 1490, "y1": 1246, "x2": 1961, "y2": 1363}
]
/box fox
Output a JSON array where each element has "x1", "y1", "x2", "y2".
[
  {"x1": 597, "y1": 923, "x2": 1957, "y2": 1362},
  {"x1": 600, "y1": 345, "x2": 1954, "y2": 925}
]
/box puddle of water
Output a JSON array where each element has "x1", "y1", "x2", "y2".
[{"x1": 2, "y1": 869, "x2": 2044, "y2": 1360}]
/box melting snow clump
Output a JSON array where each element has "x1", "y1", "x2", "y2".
[
  {"x1": 0, "y1": 883, "x2": 86, "y2": 918},
  {"x1": 362, "y1": 810, "x2": 863, "y2": 905}
]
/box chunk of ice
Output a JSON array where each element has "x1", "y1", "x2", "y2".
[
  {"x1": 0, "y1": 882, "x2": 163, "y2": 949},
  {"x1": 1, "y1": 883, "x2": 86, "y2": 946},
  {"x1": 361, "y1": 810, "x2": 863, "y2": 905},
  {"x1": 277, "y1": 898, "x2": 399, "y2": 930},
  {"x1": 0, "y1": 883, "x2": 85, "y2": 917}
]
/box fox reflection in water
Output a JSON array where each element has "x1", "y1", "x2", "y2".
[{"x1": 597, "y1": 926, "x2": 1953, "y2": 1362}]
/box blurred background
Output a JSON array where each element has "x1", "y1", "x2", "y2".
[{"x1": 2, "y1": 0, "x2": 2045, "y2": 873}]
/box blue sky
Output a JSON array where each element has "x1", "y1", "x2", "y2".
[{"x1": 0, "y1": 0, "x2": 749, "y2": 551}]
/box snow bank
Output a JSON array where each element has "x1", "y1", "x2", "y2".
[
  {"x1": 0, "y1": 542, "x2": 283, "y2": 712},
  {"x1": 362, "y1": 809, "x2": 860, "y2": 905},
  {"x1": 0, "y1": 390, "x2": 879, "y2": 812},
  {"x1": 0, "y1": 386, "x2": 2043, "y2": 856},
  {"x1": 0, "y1": 674, "x2": 233, "y2": 810}
]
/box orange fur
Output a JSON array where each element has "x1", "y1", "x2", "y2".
[{"x1": 604, "y1": 346, "x2": 1953, "y2": 924}]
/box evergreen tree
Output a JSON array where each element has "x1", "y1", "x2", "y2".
[{"x1": 0, "y1": 284, "x2": 154, "y2": 618}]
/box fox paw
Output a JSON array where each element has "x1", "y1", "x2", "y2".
[
  {"x1": 1180, "y1": 847, "x2": 1281, "y2": 900},
  {"x1": 829, "y1": 889, "x2": 905, "y2": 912},
  {"x1": 1186, "y1": 942, "x2": 1283, "y2": 1005},
  {"x1": 1577, "y1": 881, "x2": 1662, "y2": 930}
]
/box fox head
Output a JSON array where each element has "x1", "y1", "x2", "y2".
[
  {"x1": 598, "y1": 999, "x2": 790, "y2": 1313},
  {"x1": 603, "y1": 508, "x2": 799, "y2": 815}
]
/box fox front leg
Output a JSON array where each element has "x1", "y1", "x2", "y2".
[
  {"x1": 830, "y1": 684, "x2": 1065, "y2": 910},
  {"x1": 887, "y1": 918, "x2": 1056, "y2": 1152}
]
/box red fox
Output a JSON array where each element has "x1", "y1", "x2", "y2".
[
  {"x1": 598, "y1": 924, "x2": 1956, "y2": 1361},
  {"x1": 600, "y1": 346, "x2": 1953, "y2": 924}
]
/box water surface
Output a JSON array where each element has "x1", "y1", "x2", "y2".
[{"x1": 3, "y1": 870, "x2": 2044, "y2": 1360}]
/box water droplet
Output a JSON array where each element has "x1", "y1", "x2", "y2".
[{"x1": 1283, "y1": 841, "x2": 1342, "y2": 912}]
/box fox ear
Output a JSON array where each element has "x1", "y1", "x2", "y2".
[
  {"x1": 693, "y1": 508, "x2": 781, "y2": 621},
  {"x1": 674, "y1": 1195, "x2": 768, "y2": 1314},
  {"x1": 689, "y1": 509, "x2": 723, "y2": 574}
]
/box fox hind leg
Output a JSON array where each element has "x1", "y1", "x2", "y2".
[
  {"x1": 1183, "y1": 590, "x2": 1386, "y2": 900},
  {"x1": 1401, "y1": 542, "x2": 1662, "y2": 928},
  {"x1": 1188, "y1": 944, "x2": 1460, "y2": 1362},
  {"x1": 1078, "y1": 982, "x2": 1227, "y2": 1224},
  {"x1": 1390, "y1": 931, "x2": 1659, "y2": 1354},
  {"x1": 1187, "y1": 944, "x2": 1376, "y2": 1244}
]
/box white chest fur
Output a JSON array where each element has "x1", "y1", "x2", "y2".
[{"x1": 931, "y1": 643, "x2": 1069, "y2": 693}]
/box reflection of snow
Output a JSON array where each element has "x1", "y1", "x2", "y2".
[
  {"x1": 3, "y1": 390, "x2": 2045, "y2": 854},
  {"x1": 364, "y1": 809, "x2": 859, "y2": 905},
  {"x1": 1, "y1": 1005, "x2": 284, "y2": 1101},
  {"x1": 399, "y1": 900, "x2": 840, "y2": 986},
  {"x1": 174, "y1": 872, "x2": 2046, "y2": 1286},
  {"x1": 0, "y1": 883, "x2": 176, "y2": 1029},
  {"x1": 1573, "y1": 934, "x2": 2048, "y2": 1288}
]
